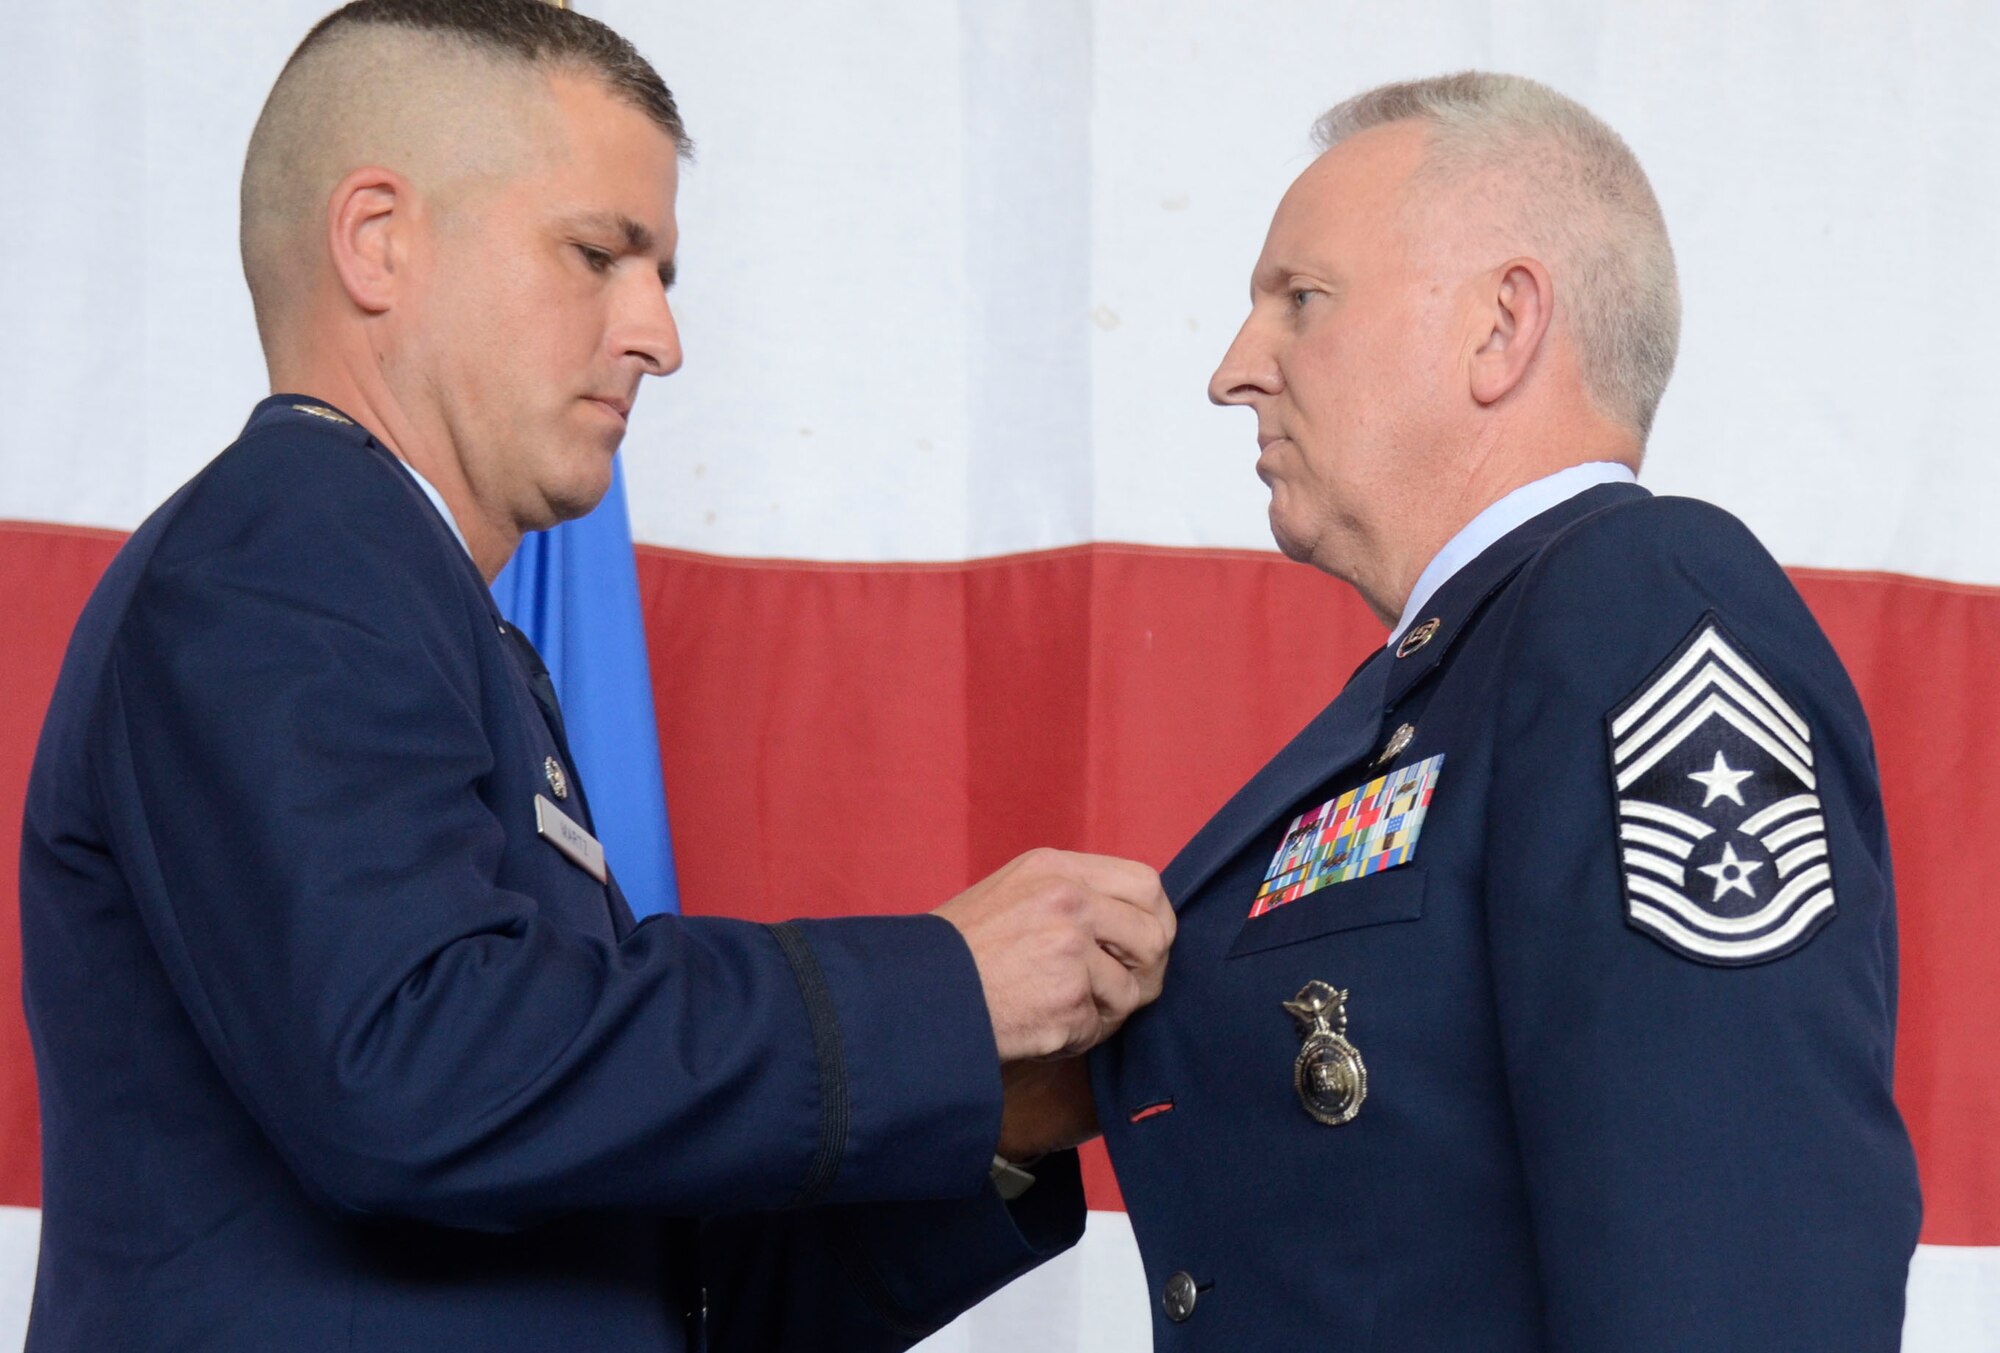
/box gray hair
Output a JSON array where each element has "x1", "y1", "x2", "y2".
[{"x1": 1315, "y1": 72, "x2": 1680, "y2": 440}]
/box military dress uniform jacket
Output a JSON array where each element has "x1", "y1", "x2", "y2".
[
  {"x1": 1091, "y1": 482, "x2": 1920, "y2": 1350},
  {"x1": 20, "y1": 397, "x2": 1082, "y2": 1353}
]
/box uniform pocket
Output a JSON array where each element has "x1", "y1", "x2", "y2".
[{"x1": 1225, "y1": 867, "x2": 1426, "y2": 959}]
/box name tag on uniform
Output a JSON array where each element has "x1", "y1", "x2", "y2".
[
  {"x1": 1249, "y1": 754, "x2": 1444, "y2": 917},
  {"x1": 536, "y1": 793, "x2": 607, "y2": 883}
]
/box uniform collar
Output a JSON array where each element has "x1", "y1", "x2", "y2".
[
  {"x1": 1389, "y1": 462, "x2": 1637, "y2": 648},
  {"x1": 244, "y1": 393, "x2": 373, "y2": 445},
  {"x1": 246, "y1": 394, "x2": 473, "y2": 560},
  {"x1": 1383, "y1": 477, "x2": 1649, "y2": 709}
]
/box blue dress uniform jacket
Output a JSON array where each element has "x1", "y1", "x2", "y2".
[
  {"x1": 1092, "y1": 482, "x2": 1920, "y2": 1350},
  {"x1": 19, "y1": 397, "x2": 1082, "y2": 1352}
]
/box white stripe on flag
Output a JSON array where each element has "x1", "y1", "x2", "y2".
[
  {"x1": 1903, "y1": 1243, "x2": 2000, "y2": 1353},
  {"x1": 0, "y1": 1207, "x2": 35, "y2": 1353},
  {"x1": 911, "y1": 1210, "x2": 1150, "y2": 1352}
]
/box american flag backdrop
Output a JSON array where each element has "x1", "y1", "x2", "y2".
[{"x1": 2, "y1": 3, "x2": 1996, "y2": 1349}]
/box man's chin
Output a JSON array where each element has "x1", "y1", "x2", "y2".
[
  {"x1": 1267, "y1": 506, "x2": 1317, "y2": 565},
  {"x1": 535, "y1": 461, "x2": 617, "y2": 528},
  {"x1": 546, "y1": 486, "x2": 612, "y2": 527}
]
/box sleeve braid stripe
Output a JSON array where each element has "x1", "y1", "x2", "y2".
[{"x1": 769, "y1": 921, "x2": 850, "y2": 1208}]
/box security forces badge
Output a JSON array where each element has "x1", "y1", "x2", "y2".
[
  {"x1": 1607, "y1": 612, "x2": 1836, "y2": 965},
  {"x1": 1284, "y1": 981, "x2": 1367, "y2": 1126}
]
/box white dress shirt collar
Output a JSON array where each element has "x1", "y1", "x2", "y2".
[{"x1": 398, "y1": 459, "x2": 474, "y2": 560}]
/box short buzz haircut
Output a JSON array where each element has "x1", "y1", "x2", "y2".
[
  {"x1": 287, "y1": 0, "x2": 687, "y2": 148},
  {"x1": 240, "y1": 0, "x2": 687, "y2": 343},
  {"x1": 1315, "y1": 73, "x2": 1680, "y2": 441}
]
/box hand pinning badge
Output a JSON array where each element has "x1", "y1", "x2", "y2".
[{"x1": 1283, "y1": 981, "x2": 1367, "y2": 1126}]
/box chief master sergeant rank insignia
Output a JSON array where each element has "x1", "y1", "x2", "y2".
[{"x1": 1608, "y1": 612, "x2": 1837, "y2": 965}]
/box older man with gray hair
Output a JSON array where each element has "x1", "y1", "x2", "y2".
[{"x1": 1046, "y1": 71, "x2": 1922, "y2": 1348}]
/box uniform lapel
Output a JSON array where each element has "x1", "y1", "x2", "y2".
[
  {"x1": 1160, "y1": 480, "x2": 1651, "y2": 911},
  {"x1": 304, "y1": 418, "x2": 642, "y2": 935},
  {"x1": 1161, "y1": 649, "x2": 1392, "y2": 908}
]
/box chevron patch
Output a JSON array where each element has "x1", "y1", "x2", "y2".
[{"x1": 1607, "y1": 613, "x2": 1836, "y2": 965}]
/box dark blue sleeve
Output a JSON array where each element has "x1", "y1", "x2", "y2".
[
  {"x1": 1480, "y1": 500, "x2": 1920, "y2": 1350},
  {"x1": 698, "y1": 1151, "x2": 1086, "y2": 1350},
  {"x1": 86, "y1": 443, "x2": 1016, "y2": 1241}
]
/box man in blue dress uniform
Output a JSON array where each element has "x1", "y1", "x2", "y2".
[
  {"x1": 1073, "y1": 72, "x2": 1921, "y2": 1348},
  {"x1": 17, "y1": 4, "x2": 1174, "y2": 1349}
]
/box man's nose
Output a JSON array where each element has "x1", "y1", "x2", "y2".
[
  {"x1": 620, "y1": 280, "x2": 683, "y2": 377},
  {"x1": 1208, "y1": 315, "x2": 1280, "y2": 407}
]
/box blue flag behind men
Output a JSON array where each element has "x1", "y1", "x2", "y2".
[{"x1": 492, "y1": 457, "x2": 680, "y2": 917}]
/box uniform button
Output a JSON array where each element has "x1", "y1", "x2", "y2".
[{"x1": 1162, "y1": 1270, "x2": 1198, "y2": 1323}]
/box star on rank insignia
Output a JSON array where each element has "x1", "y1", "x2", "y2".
[{"x1": 1606, "y1": 612, "x2": 1836, "y2": 965}]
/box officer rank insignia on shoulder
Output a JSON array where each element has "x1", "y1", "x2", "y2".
[
  {"x1": 1608, "y1": 613, "x2": 1835, "y2": 965},
  {"x1": 1250, "y1": 754, "x2": 1444, "y2": 917}
]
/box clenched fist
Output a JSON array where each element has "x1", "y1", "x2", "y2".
[{"x1": 933, "y1": 848, "x2": 1174, "y2": 1063}]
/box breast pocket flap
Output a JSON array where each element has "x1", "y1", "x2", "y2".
[{"x1": 1226, "y1": 867, "x2": 1427, "y2": 960}]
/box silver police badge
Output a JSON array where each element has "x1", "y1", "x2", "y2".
[
  {"x1": 544, "y1": 756, "x2": 569, "y2": 801},
  {"x1": 1608, "y1": 613, "x2": 1835, "y2": 966},
  {"x1": 1283, "y1": 981, "x2": 1367, "y2": 1126}
]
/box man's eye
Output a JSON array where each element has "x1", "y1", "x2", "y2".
[
  {"x1": 1290, "y1": 289, "x2": 1316, "y2": 310},
  {"x1": 576, "y1": 245, "x2": 614, "y2": 273}
]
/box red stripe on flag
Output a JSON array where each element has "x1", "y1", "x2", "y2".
[
  {"x1": 2, "y1": 525, "x2": 1994, "y2": 1242},
  {"x1": 636, "y1": 543, "x2": 1382, "y2": 1210},
  {"x1": 639, "y1": 545, "x2": 2000, "y2": 1238},
  {"x1": 0, "y1": 522, "x2": 126, "y2": 1208},
  {"x1": 1793, "y1": 569, "x2": 2000, "y2": 1246}
]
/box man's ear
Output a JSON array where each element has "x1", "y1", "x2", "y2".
[
  {"x1": 1468, "y1": 257, "x2": 1553, "y2": 407},
  {"x1": 326, "y1": 166, "x2": 409, "y2": 315}
]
